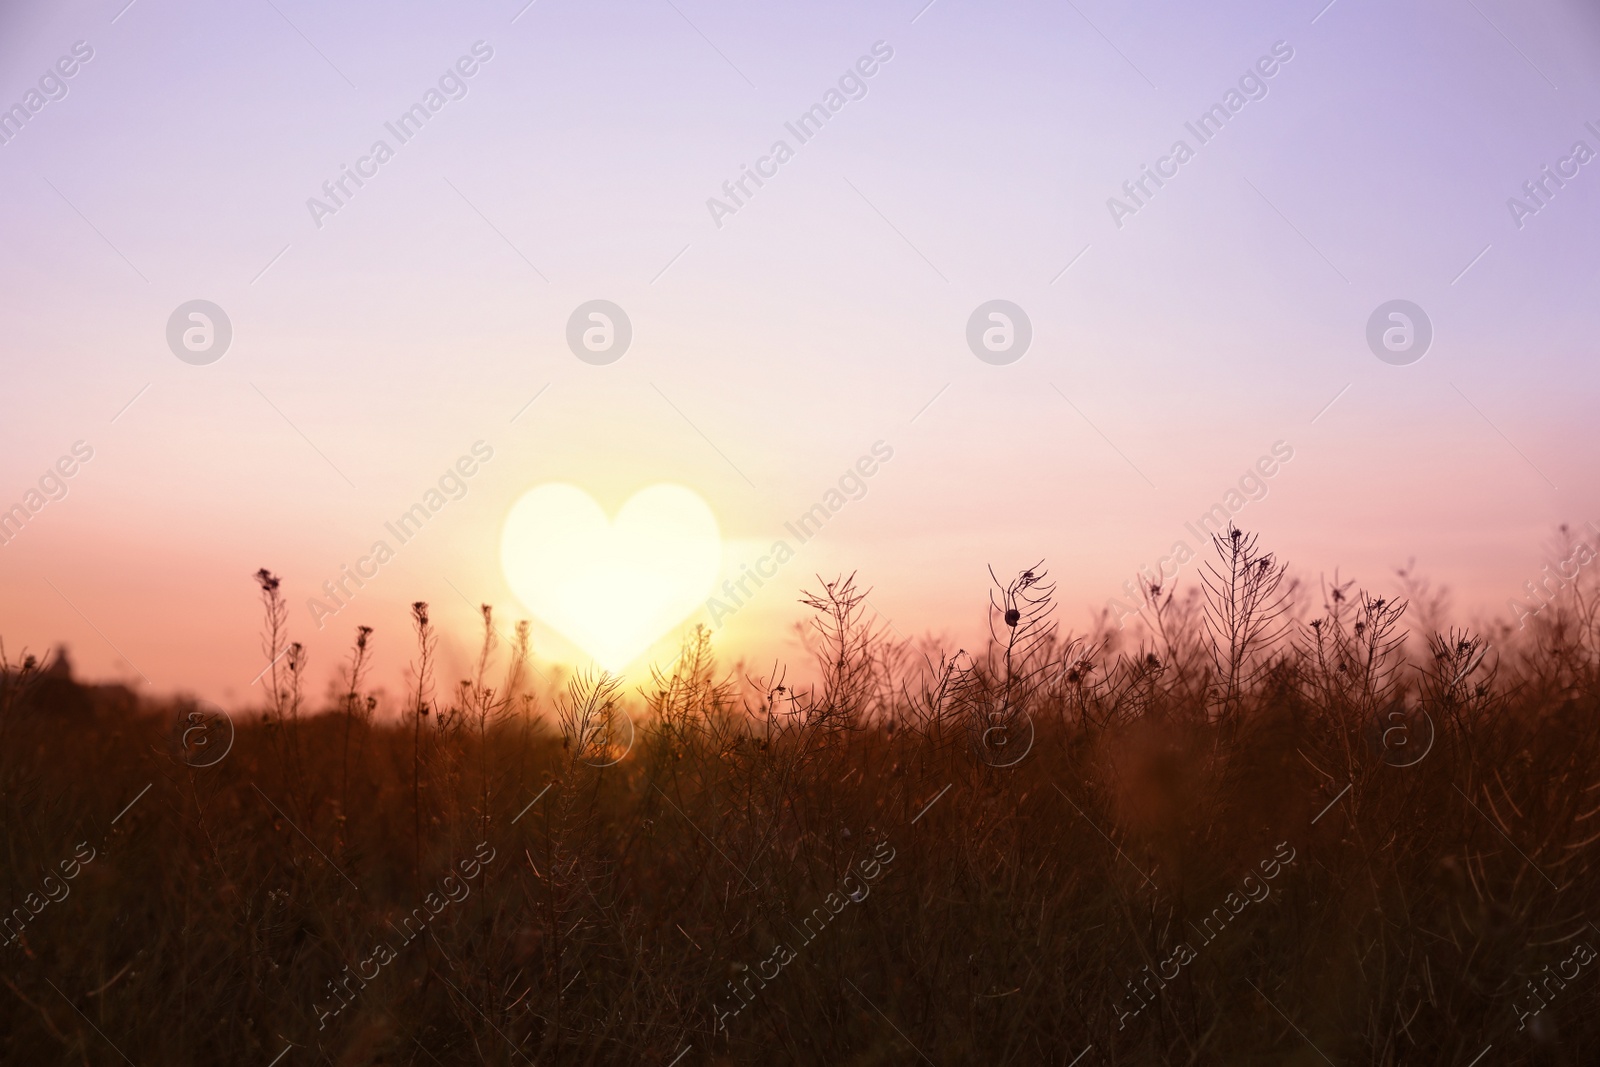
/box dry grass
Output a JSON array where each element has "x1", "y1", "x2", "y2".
[{"x1": 3, "y1": 527, "x2": 1600, "y2": 1065}]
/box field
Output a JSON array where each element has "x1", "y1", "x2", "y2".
[{"x1": 3, "y1": 527, "x2": 1599, "y2": 1065}]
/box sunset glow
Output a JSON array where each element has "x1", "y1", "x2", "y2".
[
  {"x1": 5, "y1": 2, "x2": 1600, "y2": 1063},
  {"x1": 500, "y1": 482, "x2": 721, "y2": 671}
]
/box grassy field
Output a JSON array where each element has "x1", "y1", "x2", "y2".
[{"x1": 3, "y1": 527, "x2": 1599, "y2": 1065}]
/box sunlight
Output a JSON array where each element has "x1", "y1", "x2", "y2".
[{"x1": 499, "y1": 483, "x2": 721, "y2": 672}]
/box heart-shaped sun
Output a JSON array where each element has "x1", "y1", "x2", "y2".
[{"x1": 500, "y1": 483, "x2": 721, "y2": 671}]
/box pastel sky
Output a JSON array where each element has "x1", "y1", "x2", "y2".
[{"x1": 2, "y1": 0, "x2": 1598, "y2": 704}]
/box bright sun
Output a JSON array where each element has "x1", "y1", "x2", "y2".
[{"x1": 500, "y1": 483, "x2": 722, "y2": 672}]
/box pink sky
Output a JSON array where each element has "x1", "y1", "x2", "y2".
[{"x1": 2, "y1": 0, "x2": 1598, "y2": 704}]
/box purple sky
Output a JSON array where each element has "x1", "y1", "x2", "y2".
[{"x1": 1, "y1": 0, "x2": 1598, "y2": 702}]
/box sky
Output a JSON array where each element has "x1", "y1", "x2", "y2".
[{"x1": 1, "y1": 0, "x2": 1598, "y2": 705}]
